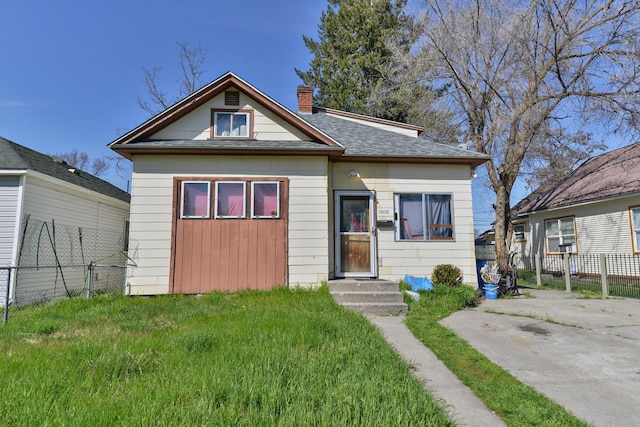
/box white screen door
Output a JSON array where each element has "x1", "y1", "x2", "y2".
[{"x1": 335, "y1": 191, "x2": 377, "y2": 277}]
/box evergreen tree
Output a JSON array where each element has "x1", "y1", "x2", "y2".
[{"x1": 296, "y1": 0, "x2": 414, "y2": 120}]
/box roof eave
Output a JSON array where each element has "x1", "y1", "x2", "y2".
[
  {"x1": 335, "y1": 155, "x2": 490, "y2": 167},
  {"x1": 110, "y1": 145, "x2": 345, "y2": 160}
]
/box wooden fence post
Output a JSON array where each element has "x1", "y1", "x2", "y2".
[
  {"x1": 563, "y1": 254, "x2": 571, "y2": 292},
  {"x1": 535, "y1": 254, "x2": 542, "y2": 286},
  {"x1": 600, "y1": 254, "x2": 609, "y2": 299}
]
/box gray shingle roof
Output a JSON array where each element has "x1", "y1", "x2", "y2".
[
  {"x1": 123, "y1": 139, "x2": 342, "y2": 152},
  {"x1": 0, "y1": 137, "x2": 130, "y2": 203},
  {"x1": 513, "y1": 141, "x2": 640, "y2": 216},
  {"x1": 301, "y1": 112, "x2": 489, "y2": 163}
]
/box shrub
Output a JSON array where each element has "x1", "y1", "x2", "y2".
[{"x1": 431, "y1": 264, "x2": 463, "y2": 287}]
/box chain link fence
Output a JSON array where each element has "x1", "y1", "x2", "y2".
[
  {"x1": 512, "y1": 253, "x2": 640, "y2": 298},
  {"x1": 2, "y1": 217, "x2": 134, "y2": 324}
]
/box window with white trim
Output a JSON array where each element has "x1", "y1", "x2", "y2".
[
  {"x1": 630, "y1": 207, "x2": 640, "y2": 252},
  {"x1": 180, "y1": 181, "x2": 211, "y2": 218},
  {"x1": 395, "y1": 193, "x2": 454, "y2": 241},
  {"x1": 545, "y1": 217, "x2": 576, "y2": 253},
  {"x1": 252, "y1": 182, "x2": 280, "y2": 218},
  {"x1": 215, "y1": 182, "x2": 246, "y2": 218},
  {"x1": 212, "y1": 110, "x2": 251, "y2": 138},
  {"x1": 513, "y1": 224, "x2": 526, "y2": 241}
]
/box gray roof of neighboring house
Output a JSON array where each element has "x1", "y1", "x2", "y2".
[
  {"x1": 513, "y1": 141, "x2": 640, "y2": 216},
  {"x1": 301, "y1": 112, "x2": 489, "y2": 162},
  {"x1": 0, "y1": 136, "x2": 130, "y2": 203}
]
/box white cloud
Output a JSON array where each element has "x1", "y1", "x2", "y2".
[{"x1": 0, "y1": 99, "x2": 30, "y2": 109}]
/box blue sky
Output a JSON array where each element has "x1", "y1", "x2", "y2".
[
  {"x1": 0, "y1": 1, "x2": 327, "y2": 184},
  {"x1": 1, "y1": 0, "x2": 501, "y2": 231}
]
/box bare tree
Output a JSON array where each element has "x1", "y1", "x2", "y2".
[
  {"x1": 394, "y1": 0, "x2": 640, "y2": 263},
  {"x1": 137, "y1": 42, "x2": 208, "y2": 115},
  {"x1": 51, "y1": 149, "x2": 109, "y2": 177}
]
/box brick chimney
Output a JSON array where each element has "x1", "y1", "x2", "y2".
[{"x1": 297, "y1": 85, "x2": 314, "y2": 114}]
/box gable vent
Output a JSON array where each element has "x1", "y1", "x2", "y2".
[{"x1": 225, "y1": 91, "x2": 240, "y2": 106}]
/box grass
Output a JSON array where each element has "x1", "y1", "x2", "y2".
[
  {"x1": 0, "y1": 287, "x2": 453, "y2": 426},
  {"x1": 404, "y1": 285, "x2": 590, "y2": 427}
]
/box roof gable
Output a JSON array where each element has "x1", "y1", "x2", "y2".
[
  {"x1": 109, "y1": 72, "x2": 342, "y2": 158},
  {"x1": 514, "y1": 141, "x2": 640, "y2": 215},
  {"x1": 0, "y1": 137, "x2": 130, "y2": 203}
]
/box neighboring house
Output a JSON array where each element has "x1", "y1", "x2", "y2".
[
  {"x1": 511, "y1": 142, "x2": 640, "y2": 260},
  {"x1": 0, "y1": 137, "x2": 131, "y2": 304},
  {"x1": 109, "y1": 71, "x2": 489, "y2": 295},
  {"x1": 475, "y1": 228, "x2": 496, "y2": 261}
]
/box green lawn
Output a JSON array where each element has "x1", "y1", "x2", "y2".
[{"x1": 0, "y1": 287, "x2": 453, "y2": 426}]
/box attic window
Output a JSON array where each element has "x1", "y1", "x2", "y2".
[
  {"x1": 211, "y1": 109, "x2": 253, "y2": 138},
  {"x1": 225, "y1": 91, "x2": 240, "y2": 106}
]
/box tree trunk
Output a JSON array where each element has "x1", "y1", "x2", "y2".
[{"x1": 493, "y1": 182, "x2": 510, "y2": 270}]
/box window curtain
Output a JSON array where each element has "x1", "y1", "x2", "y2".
[
  {"x1": 183, "y1": 182, "x2": 209, "y2": 217},
  {"x1": 399, "y1": 194, "x2": 423, "y2": 239},
  {"x1": 428, "y1": 195, "x2": 452, "y2": 238},
  {"x1": 218, "y1": 183, "x2": 244, "y2": 217}
]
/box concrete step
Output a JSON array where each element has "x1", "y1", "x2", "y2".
[
  {"x1": 328, "y1": 279, "x2": 408, "y2": 315},
  {"x1": 331, "y1": 291, "x2": 405, "y2": 303},
  {"x1": 327, "y1": 279, "x2": 400, "y2": 292},
  {"x1": 339, "y1": 302, "x2": 408, "y2": 316}
]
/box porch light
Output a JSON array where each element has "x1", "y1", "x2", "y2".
[{"x1": 348, "y1": 170, "x2": 360, "y2": 177}]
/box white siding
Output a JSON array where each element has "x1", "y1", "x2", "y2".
[
  {"x1": 332, "y1": 163, "x2": 478, "y2": 287},
  {"x1": 4, "y1": 173, "x2": 130, "y2": 305},
  {"x1": 127, "y1": 155, "x2": 329, "y2": 295},
  {"x1": 22, "y1": 174, "x2": 129, "y2": 232},
  {"x1": 0, "y1": 176, "x2": 21, "y2": 304},
  {"x1": 0, "y1": 176, "x2": 20, "y2": 267},
  {"x1": 151, "y1": 89, "x2": 310, "y2": 141},
  {"x1": 526, "y1": 195, "x2": 640, "y2": 256}
]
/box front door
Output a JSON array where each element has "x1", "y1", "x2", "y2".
[{"x1": 335, "y1": 191, "x2": 377, "y2": 278}]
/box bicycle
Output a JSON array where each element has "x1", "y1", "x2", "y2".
[{"x1": 502, "y1": 251, "x2": 521, "y2": 296}]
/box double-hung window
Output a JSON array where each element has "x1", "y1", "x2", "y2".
[
  {"x1": 395, "y1": 193, "x2": 454, "y2": 241},
  {"x1": 630, "y1": 206, "x2": 640, "y2": 253},
  {"x1": 513, "y1": 224, "x2": 526, "y2": 241},
  {"x1": 545, "y1": 217, "x2": 576, "y2": 253},
  {"x1": 180, "y1": 181, "x2": 211, "y2": 218},
  {"x1": 212, "y1": 110, "x2": 251, "y2": 138}
]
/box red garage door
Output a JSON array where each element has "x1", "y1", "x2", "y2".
[{"x1": 170, "y1": 177, "x2": 288, "y2": 293}]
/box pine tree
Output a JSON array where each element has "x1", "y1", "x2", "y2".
[{"x1": 296, "y1": 0, "x2": 413, "y2": 120}]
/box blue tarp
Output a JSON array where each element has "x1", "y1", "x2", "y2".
[{"x1": 403, "y1": 275, "x2": 434, "y2": 292}]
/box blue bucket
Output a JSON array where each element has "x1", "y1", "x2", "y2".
[{"x1": 484, "y1": 284, "x2": 499, "y2": 300}]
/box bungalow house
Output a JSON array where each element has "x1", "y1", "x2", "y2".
[
  {"x1": 109, "y1": 71, "x2": 489, "y2": 295},
  {"x1": 0, "y1": 137, "x2": 131, "y2": 304},
  {"x1": 511, "y1": 141, "x2": 640, "y2": 269}
]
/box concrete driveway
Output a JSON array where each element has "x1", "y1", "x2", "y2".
[{"x1": 440, "y1": 289, "x2": 640, "y2": 427}]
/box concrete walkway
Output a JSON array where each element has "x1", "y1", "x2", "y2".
[
  {"x1": 369, "y1": 315, "x2": 507, "y2": 426},
  {"x1": 441, "y1": 290, "x2": 640, "y2": 427},
  {"x1": 371, "y1": 290, "x2": 640, "y2": 426}
]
